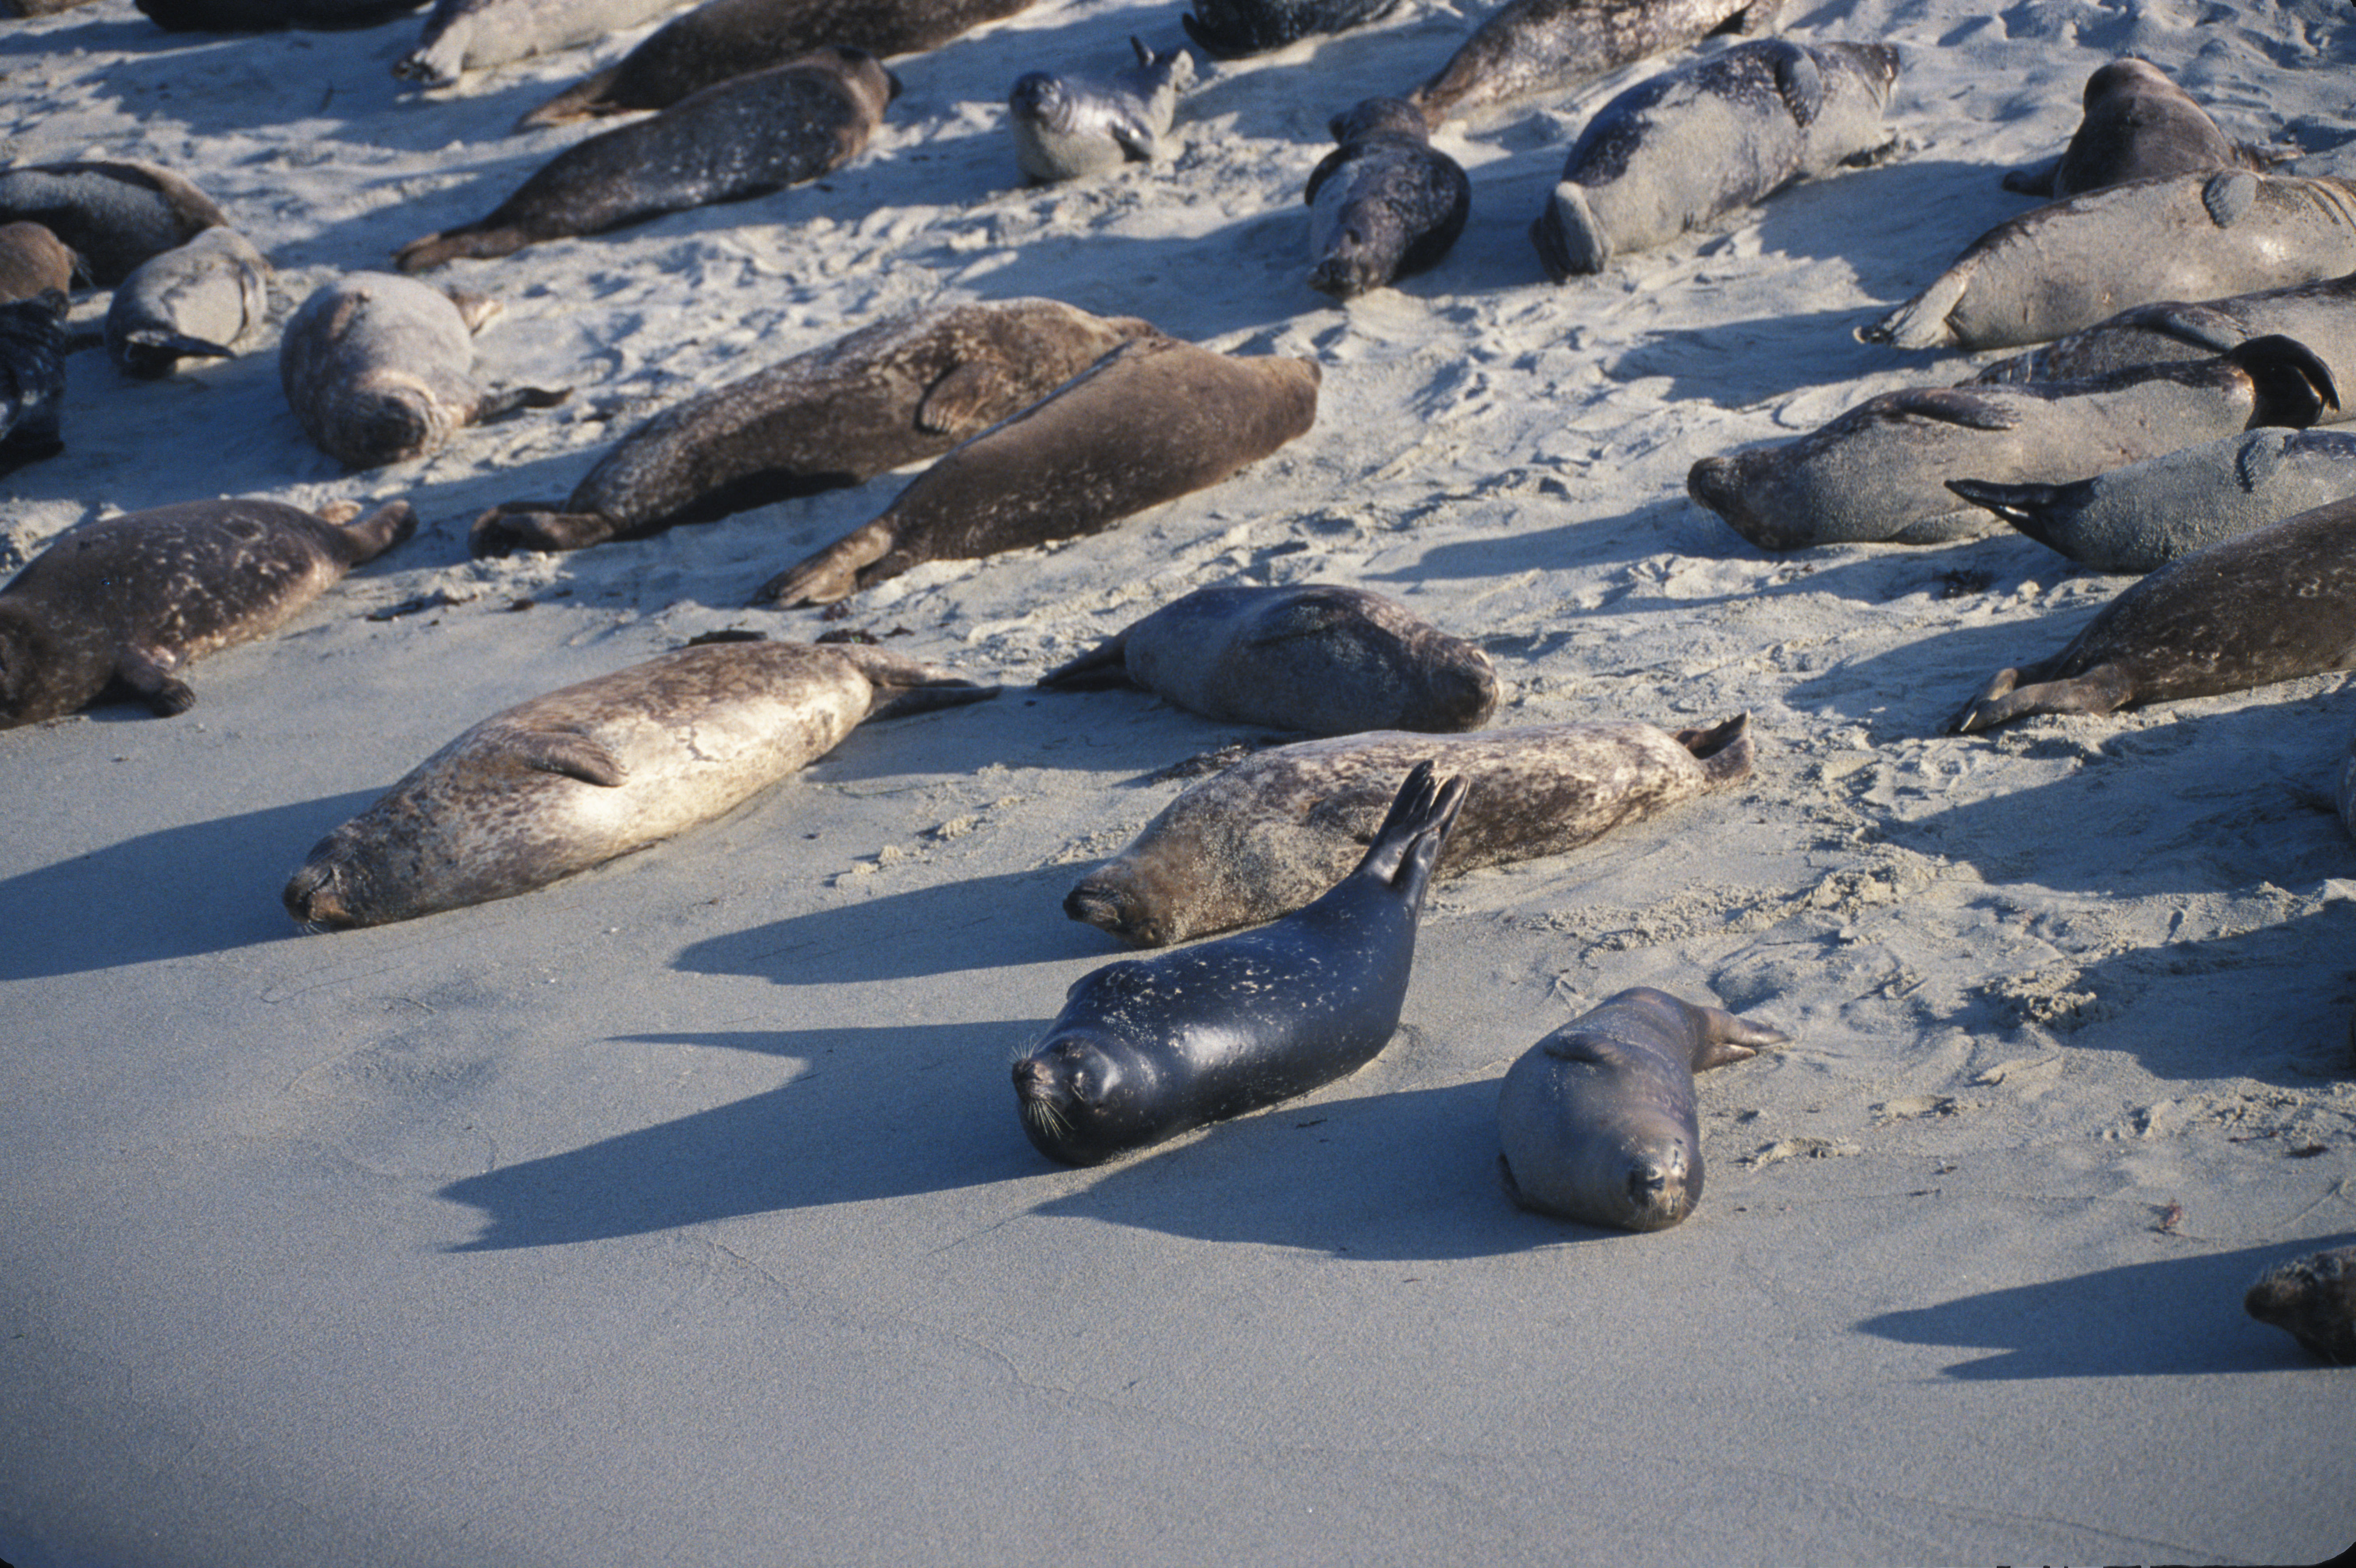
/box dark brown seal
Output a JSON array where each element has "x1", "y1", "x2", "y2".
[
  {"x1": 2002, "y1": 58, "x2": 2271, "y2": 200},
  {"x1": 137, "y1": 0, "x2": 425, "y2": 28},
  {"x1": 0, "y1": 223, "x2": 75, "y2": 304},
  {"x1": 1408, "y1": 0, "x2": 1782, "y2": 129},
  {"x1": 2245, "y1": 1246, "x2": 2356, "y2": 1364},
  {"x1": 0, "y1": 160, "x2": 228, "y2": 287},
  {"x1": 1182, "y1": 0, "x2": 1400, "y2": 59}
]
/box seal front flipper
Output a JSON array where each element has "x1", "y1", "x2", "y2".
[
  {"x1": 1037, "y1": 629, "x2": 1136, "y2": 690},
  {"x1": 752, "y1": 520, "x2": 895, "y2": 607},
  {"x1": 2002, "y1": 154, "x2": 2063, "y2": 197},
  {"x1": 509, "y1": 729, "x2": 627, "y2": 786},
  {"x1": 915, "y1": 358, "x2": 1013, "y2": 436},
  {"x1": 116, "y1": 645, "x2": 196, "y2": 715},
  {"x1": 472, "y1": 502, "x2": 619, "y2": 557},
  {"x1": 1875, "y1": 387, "x2": 2022, "y2": 431},
  {"x1": 475, "y1": 382, "x2": 573, "y2": 424}
]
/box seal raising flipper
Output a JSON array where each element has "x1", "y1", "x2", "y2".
[{"x1": 1009, "y1": 37, "x2": 1195, "y2": 183}]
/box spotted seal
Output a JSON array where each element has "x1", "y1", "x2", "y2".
[
  {"x1": 395, "y1": 0, "x2": 688, "y2": 88},
  {"x1": 1408, "y1": 0, "x2": 1782, "y2": 129},
  {"x1": 0, "y1": 160, "x2": 227, "y2": 287},
  {"x1": 0, "y1": 224, "x2": 76, "y2": 304},
  {"x1": 103, "y1": 227, "x2": 271, "y2": 379},
  {"x1": 1304, "y1": 97, "x2": 1469, "y2": 299},
  {"x1": 0, "y1": 289, "x2": 67, "y2": 476},
  {"x1": 2002, "y1": 58, "x2": 2271, "y2": 200},
  {"x1": 1182, "y1": 0, "x2": 1399, "y2": 59},
  {"x1": 2245, "y1": 1247, "x2": 2356, "y2": 1365},
  {"x1": 1009, "y1": 37, "x2": 1194, "y2": 184}
]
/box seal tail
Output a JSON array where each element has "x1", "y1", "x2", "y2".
[
  {"x1": 752, "y1": 520, "x2": 895, "y2": 608},
  {"x1": 1674, "y1": 713, "x2": 1753, "y2": 788},
  {"x1": 1349, "y1": 760, "x2": 1469, "y2": 899},
  {"x1": 1037, "y1": 631, "x2": 1134, "y2": 690},
  {"x1": 475, "y1": 383, "x2": 574, "y2": 423},
  {"x1": 393, "y1": 224, "x2": 528, "y2": 275},
  {"x1": 836, "y1": 644, "x2": 1000, "y2": 719},
  {"x1": 515, "y1": 64, "x2": 626, "y2": 131},
  {"x1": 1943, "y1": 476, "x2": 2086, "y2": 550},
  {"x1": 2230, "y1": 333, "x2": 2340, "y2": 428}
]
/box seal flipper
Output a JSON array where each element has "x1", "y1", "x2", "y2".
[
  {"x1": 1673, "y1": 712, "x2": 1753, "y2": 788},
  {"x1": 2002, "y1": 155, "x2": 2062, "y2": 197},
  {"x1": 1944, "y1": 475, "x2": 2090, "y2": 550},
  {"x1": 331, "y1": 500, "x2": 420, "y2": 566},
  {"x1": 472, "y1": 503, "x2": 620, "y2": 557},
  {"x1": 2203, "y1": 169, "x2": 2258, "y2": 227},
  {"x1": 2227, "y1": 334, "x2": 2339, "y2": 428},
  {"x1": 915, "y1": 359, "x2": 1012, "y2": 436},
  {"x1": 473, "y1": 383, "x2": 573, "y2": 424},
  {"x1": 1037, "y1": 630, "x2": 1136, "y2": 690},
  {"x1": 1948, "y1": 663, "x2": 2135, "y2": 733},
  {"x1": 1874, "y1": 387, "x2": 2022, "y2": 431},
  {"x1": 117, "y1": 645, "x2": 195, "y2": 716},
  {"x1": 753, "y1": 520, "x2": 896, "y2": 607},
  {"x1": 515, "y1": 63, "x2": 626, "y2": 132},
  {"x1": 512, "y1": 731, "x2": 627, "y2": 786},
  {"x1": 1686, "y1": 1002, "x2": 1791, "y2": 1070},
  {"x1": 1765, "y1": 41, "x2": 1823, "y2": 129},
  {"x1": 1346, "y1": 759, "x2": 1469, "y2": 897}
]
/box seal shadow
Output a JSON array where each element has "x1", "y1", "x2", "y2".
[{"x1": 1604, "y1": 302, "x2": 1925, "y2": 409}]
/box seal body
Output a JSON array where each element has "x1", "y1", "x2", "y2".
[
  {"x1": 2338, "y1": 722, "x2": 2356, "y2": 846},
  {"x1": 284, "y1": 641, "x2": 994, "y2": 928},
  {"x1": 0, "y1": 497, "x2": 415, "y2": 728},
  {"x1": 1948, "y1": 493, "x2": 2356, "y2": 733},
  {"x1": 1013, "y1": 761, "x2": 1465, "y2": 1166},
  {"x1": 0, "y1": 289, "x2": 68, "y2": 476},
  {"x1": 1497, "y1": 987, "x2": 1787, "y2": 1231},
  {"x1": 1009, "y1": 36, "x2": 1194, "y2": 183},
  {"x1": 474, "y1": 298, "x2": 1157, "y2": 555},
  {"x1": 1531, "y1": 38, "x2": 1897, "y2": 278},
  {"x1": 0, "y1": 160, "x2": 228, "y2": 286},
  {"x1": 1861, "y1": 171, "x2": 2356, "y2": 353},
  {"x1": 395, "y1": 0, "x2": 686, "y2": 86},
  {"x1": 0, "y1": 223, "x2": 76, "y2": 304},
  {"x1": 755, "y1": 335, "x2": 1321, "y2": 606},
  {"x1": 1687, "y1": 335, "x2": 2338, "y2": 550},
  {"x1": 137, "y1": 0, "x2": 424, "y2": 28},
  {"x1": 2245, "y1": 1247, "x2": 2356, "y2": 1365},
  {"x1": 1182, "y1": 0, "x2": 1398, "y2": 59},
  {"x1": 1068, "y1": 713, "x2": 1752, "y2": 947},
  {"x1": 1409, "y1": 0, "x2": 1781, "y2": 129},
  {"x1": 281, "y1": 272, "x2": 568, "y2": 468},
  {"x1": 1304, "y1": 97, "x2": 1469, "y2": 299},
  {"x1": 394, "y1": 47, "x2": 895, "y2": 271},
  {"x1": 1039, "y1": 582, "x2": 1497, "y2": 736},
  {"x1": 2003, "y1": 58, "x2": 2268, "y2": 200},
  {"x1": 104, "y1": 227, "x2": 271, "y2": 379}
]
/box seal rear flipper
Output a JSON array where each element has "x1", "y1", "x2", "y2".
[
  {"x1": 834, "y1": 644, "x2": 998, "y2": 718},
  {"x1": 2229, "y1": 334, "x2": 2340, "y2": 428},
  {"x1": 915, "y1": 359, "x2": 1012, "y2": 436},
  {"x1": 337, "y1": 499, "x2": 420, "y2": 563},
  {"x1": 1944, "y1": 476, "x2": 2089, "y2": 551},
  {"x1": 515, "y1": 63, "x2": 625, "y2": 131},
  {"x1": 393, "y1": 224, "x2": 526, "y2": 275},
  {"x1": 753, "y1": 520, "x2": 896, "y2": 608},
  {"x1": 1687, "y1": 1003, "x2": 1791, "y2": 1070},
  {"x1": 1037, "y1": 631, "x2": 1134, "y2": 690},
  {"x1": 474, "y1": 383, "x2": 573, "y2": 424},
  {"x1": 1948, "y1": 664, "x2": 2133, "y2": 734},
  {"x1": 2000, "y1": 155, "x2": 2062, "y2": 197},
  {"x1": 1348, "y1": 759, "x2": 1468, "y2": 896},
  {"x1": 1673, "y1": 712, "x2": 1753, "y2": 787},
  {"x1": 1858, "y1": 271, "x2": 1967, "y2": 350},
  {"x1": 512, "y1": 730, "x2": 626, "y2": 786},
  {"x1": 471, "y1": 503, "x2": 620, "y2": 557},
  {"x1": 119, "y1": 328, "x2": 237, "y2": 367},
  {"x1": 1874, "y1": 387, "x2": 2022, "y2": 431}
]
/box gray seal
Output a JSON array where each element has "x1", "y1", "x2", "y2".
[
  {"x1": 1304, "y1": 98, "x2": 1469, "y2": 299},
  {"x1": 1038, "y1": 582, "x2": 1497, "y2": 735},
  {"x1": 395, "y1": 0, "x2": 687, "y2": 88},
  {"x1": 0, "y1": 223, "x2": 76, "y2": 304},
  {"x1": 1408, "y1": 0, "x2": 1783, "y2": 129},
  {"x1": 755, "y1": 335, "x2": 1320, "y2": 606},
  {"x1": 280, "y1": 272, "x2": 569, "y2": 468},
  {"x1": 2002, "y1": 58, "x2": 2271, "y2": 200},
  {"x1": 1013, "y1": 761, "x2": 1464, "y2": 1166},
  {"x1": 1182, "y1": 0, "x2": 1399, "y2": 59},
  {"x1": 1497, "y1": 986, "x2": 1787, "y2": 1231},
  {"x1": 1009, "y1": 37, "x2": 1194, "y2": 184},
  {"x1": 2245, "y1": 1247, "x2": 2356, "y2": 1365},
  {"x1": 0, "y1": 289, "x2": 67, "y2": 476},
  {"x1": 1948, "y1": 491, "x2": 2356, "y2": 733},
  {"x1": 103, "y1": 227, "x2": 271, "y2": 379},
  {"x1": 0, "y1": 496, "x2": 415, "y2": 728},
  {"x1": 283, "y1": 640, "x2": 995, "y2": 928},
  {"x1": 1067, "y1": 713, "x2": 1753, "y2": 947},
  {"x1": 474, "y1": 298, "x2": 1158, "y2": 556},
  {"x1": 394, "y1": 47, "x2": 896, "y2": 272},
  {"x1": 1532, "y1": 38, "x2": 1897, "y2": 279},
  {"x1": 0, "y1": 159, "x2": 228, "y2": 287},
  {"x1": 137, "y1": 0, "x2": 425, "y2": 28},
  {"x1": 1687, "y1": 335, "x2": 2338, "y2": 550}
]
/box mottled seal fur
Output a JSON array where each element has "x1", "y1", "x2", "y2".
[
  {"x1": 1183, "y1": 0, "x2": 1398, "y2": 59},
  {"x1": 283, "y1": 640, "x2": 995, "y2": 928},
  {"x1": 1497, "y1": 987, "x2": 1787, "y2": 1231},
  {"x1": 1039, "y1": 582, "x2": 1496, "y2": 735},
  {"x1": 1304, "y1": 98, "x2": 1469, "y2": 299},
  {"x1": 1009, "y1": 37, "x2": 1194, "y2": 183},
  {"x1": 0, "y1": 223, "x2": 76, "y2": 304},
  {"x1": 2002, "y1": 58, "x2": 2270, "y2": 200},
  {"x1": 137, "y1": 0, "x2": 424, "y2": 28},
  {"x1": 104, "y1": 227, "x2": 271, "y2": 379},
  {"x1": 474, "y1": 298, "x2": 1157, "y2": 556},
  {"x1": 281, "y1": 273, "x2": 569, "y2": 468},
  {"x1": 395, "y1": 47, "x2": 895, "y2": 272},
  {"x1": 1688, "y1": 335, "x2": 2338, "y2": 550},
  {"x1": 0, "y1": 289, "x2": 67, "y2": 476},
  {"x1": 1013, "y1": 761, "x2": 1464, "y2": 1166},
  {"x1": 2245, "y1": 1246, "x2": 2356, "y2": 1365},
  {"x1": 0, "y1": 160, "x2": 228, "y2": 287},
  {"x1": 0, "y1": 497, "x2": 415, "y2": 728},
  {"x1": 1861, "y1": 171, "x2": 2356, "y2": 353},
  {"x1": 1948, "y1": 492, "x2": 2356, "y2": 733},
  {"x1": 395, "y1": 0, "x2": 687, "y2": 87},
  {"x1": 755, "y1": 335, "x2": 1320, "y2": 606},
  {"x1": 1409, "y1": 0, "x2": 1782, "y2": 129},
  {"x1": 1532, "y1": 38, "x2": 1897, "y2": 278},
  {"x1": 1068, "y1": 713, "x2": 1752, "y2": 947}
]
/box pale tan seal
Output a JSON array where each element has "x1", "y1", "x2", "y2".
[
  {"x1": 2245, "y1": 1246, "x2": 2356, "y2": 1365},
  {"x1": 0, "y1": 223, "x2": 75, "y2": 304}
]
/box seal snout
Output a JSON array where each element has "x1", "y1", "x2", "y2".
[
  {"x1": 1621, "y1": 1146, "x2": 1691, "y2": 1230},
  {"x1": 283, "y1": 857, "x2": 354, "y2": 931},
  {"x1": 1064, "y1": 876, "x2": 1159, "y2": 946}
]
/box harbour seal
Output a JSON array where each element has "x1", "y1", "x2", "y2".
[
  {"x1": 2001, "y1": 58, "x2": 2270, "y2": 200},
  {"x1": 473, "y1": 298, "x2": 1158, "y2": 556},
  {"x1": 395, "y1": 0, "x2": 688, "y2": 88},
  {"x1": 137, "y1": 0, "x2": 424, "y2": 28},
  {"x1": 1687, "y1": 335, "x2": 2338, "y2": 550},
  {"x1": 1008, "y1": 37, "x2": 1194, "y2": 184},
  {"x1": 1182, "y1": 0, "x2": 1399, "y2": 59},
  {"x1": 754, "y1": 335, "x2": 1320, "y2": 606},
  {"x1": 1531, "y1": 38, "x2": 1897, "y2": 279},
  {"x1": 0, "y1": 496, "x2": 415, "y2": 728},
  {"x1": 1861, "y1": 171, "x2": 2356, "y2": 353},
  {"x1": 1067, "y1": 713, "x2": 1752, "y2": 947},
  {"x1": 2244, "y1": 1246, "x2": 2356, "y2": 1365},
  {"x1": 1408, "y1": 0, "x2": 1782, "y2": 130},
  {"x1": 394, "y1": 47, "x2": 895, "y2": 272},
  {"x1": 1013, "y1": 760, "x2": 1465, "y2": 1166},
  {"x1": 0, "y1": 160, "x2": 228, "y2": 287},
  {"x1": 0, "y1": 289, "x2": 67, "y2": 476},
  {"x1": 1304, "y1": 97, "x2": 1469, "y2": 299},
  {"x1": 1497, "y1": 986, "x2": 1787, "y2": 1231},
  {"x1": 1948, "y1": 492, "x2": 2356, "y2": 733},
  {"x1": 103, "y1": 227, "x2": 271, "y2": 379},
  {"x1": 0, "y1": 223, "x2": 76, "y2": 303},
  {"x1": 281, "y1": 273, "x2": 569, "y2": 468},
  {"x1": 1038, "y1": 582, "x2": 1497, "y2": 735},
  {"x1": 283, "y1": 640, "x2": 995, "y2": 928}
]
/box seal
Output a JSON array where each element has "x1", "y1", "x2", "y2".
[
  {"x1": 1687, "y1": 335, "x2": 2339, "y2": 550},
  {"x1": 1013, "y1": 759, "x2": 1465, "y2": 1166},
  {"x1": 137, "y1": 0, "x2": 424, "y2": 28},
  {"x1": 2338, "y1": 720, "x2": 2356, "y2": 847},
  {"x1": 1038, "y1": 582, "x2": 1497, "y2": 735},
  {"x1": 0, "y1": 223, "x2": 76, "y2": 304},
  {"x1": 1861, "y1": 171, "x2": 2356, "y2": 353},
  {"x1": 473, "y1": 298, "x2": 1158, "y2": 555},
  {"x1": 103, "y1": 227, "x2": 271, "y2": 379},
  {"x1": 280, "y1": 272, "x2": 569, "y2": 468},
  {"x1": 0, "y1": 159, "x2": 228, "y2": 287},
  {"x1": 0, "y1": 496, "x2": 416, "y2": 729},
  {"x1": 1407, "y1": 0, "x2": 1782, "y2": 129},
  {"x1": 1497, "y1": 986, "x2": 1787, "y2": 1231},
  {"x1": 0, "y1": 289, "x2": 67, "y2": 476},
  {"x1": 6, "y1": 0, "x2": 105, "y2": 13},
  {"x1": 1304, "y1": 97, "x2": 1469, "y2": 299},
  {"x1": 2244, "y1": 1246, "x2": 2356, "y2": 1365},
  {"x1": 282, "y1": 639, "x2": 996, "y2": 928},
  {"x1": 394, "y1": 0, "x2": 687, "y2": 88},
  {"x1": 1531, "y1": 38, "x2": 1898, "y2": 279},
  {"x1": 1948, "y1": 492, "x2": 2356, "y2": 733},
  {"x1": 1182, "y1": 0, "x2": 1399, "y2": 59},
  {"x1": 2001, "y1": 58, "x2": 2271, "y2": 200},
  {"x1": 393, "y1": 47, "x2": 895, "y2": 272},
  {"x1": 1009, "y1": 36, "x2": 1194, "y2": 184},
  {"x1": 1067, "y1": 713, "x2": 1752, "y2": 947},
  {"x1": 754, "y1": 335, "x2": 1320, "y2": 606}
]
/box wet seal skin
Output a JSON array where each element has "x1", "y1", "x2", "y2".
[
  {"x1": 2001, "y1": 57, "x2": 2274, "y2": 200},
  {"x1": 1304, "y1": 97, "x2": 1469, "y2": 299},
  {"x1": 2244, "y1": 1247, "x2": 2356, "y2": 1365},
  {"x1": 1408, "y1": 0, "x2": 1783, "y2": 130}
]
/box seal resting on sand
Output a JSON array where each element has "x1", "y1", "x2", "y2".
[
  {"x1": 0, "y1": 160, "x2": 228, "y2": 286},
  {"x1": 2245, "y1": 1247, "x2": 2356, "y2": 1365},
  {"x1": 1008, "y1": 37, "x2": 1194, "y2": 183},
  {"x1": 104, "y1": 227, "x2": 271, "y2": 379},
  {"x1": 1304, "y1": 98, "x2": 1469, "y2": 299},
  {"x1": 395, "y1": 0, "x2": 688, "y2": 88},
  {"x1": 0, "y1": 289, "x2": 67, "y2": 475},
  {"x1": 1408, "y1": 0, "x2": 1783, "y2": 129},
  {"x1": 1182, "y1": 0, "x2": 1399, "y2": 59},
  {"x1": 2002, "y1": 58, "x2": 2272, "y2": 200}
]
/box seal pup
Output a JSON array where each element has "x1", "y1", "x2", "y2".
[
  {"x1": 281, "y1": 273, "x2": 569, "y2": 469},
  {"x1": 1182, "y1": 0, "x2": 1399, "y2": 59},
  {"x1": 394, "y1": 47, "x2": 895, "y2": 272},
  {"x1": 1687, "y1": 335, "x2": 2338, "y2": 550},
  {"x1": 1497, "y1": 987, "x2": 1787, "y2": 1231},
  {"x1": 1408, "y1": 0, "x2": 1782, "y2": 130},
  {"x1": 103, "y1": 227, "x2": 271, "y2": 379},
  {"x1": 0, "y1": 289, "x2": 67, "y2": 476},
  {"x1": 754, "y1": 336, "x2": 1320, "y2": 606},
  {"x1": 1531, "y1": 38, "x2": 1898, "y2": 279},
  {"x1": 1008, "y1": 37, "x2": 1194, "y2": 184},
  {"x1": 394, "y1": 0, "x2": 688, "y2": 88},
  {"x1": 1948, "y1": 492, "x2": 2356, "y2": 733},
  {"x1": 283, "y1": 640, "x2": 995, "y2": 928},
  {"x1": 2002, "y1": 59, "x2": 2270, "y2": 200},
  {"x1": 1068, "y1": 714, "x2": 1752, "y2": 947},
  {"x1": 1861, "y1": 171, "x2": 2356, "y2": 353},
  {"x1": 1304, "y1": 98, "x2": 1469, "y2": 299},
  {"x1": 1013, "y1": 761, "x2": 1465, "y2": 1166},
  {"x1": 0, "y1": 497, "x2": 415, "y2": 729},
  {"x1": 2245, "y1": 1247, "x2": 2356, "y2": 1365},
  {"x1": 1038, "y1": 582, "x2": 1497, "y2": 735},
  {"x1": 0, "y1": 160, "x2": 228, "y2": 287},
  {"x1": 474, "y1": 299, "x2": 1158, "y2": 556},
  {"x1": 138, "y1": 0, "x2": 424, "y2": 27},
  {"x1": 0, "y1": 224, "x2": 76, "y2": 304}
]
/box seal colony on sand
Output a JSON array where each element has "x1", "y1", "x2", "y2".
[
  {"x1": 282, "y1": 640, "x2": 996, "y2": 929},
  {"x1": 1008, "y1": 37, "x2": 1195, "y2": 185},
  {"x1": 2244, "y1": 1247, "x2": 2356, "y2": 1365},
  {"x1": 1303, "y1": 98, "x2": 1469, "y2": 299},
  {"x1": 0, "y1": 289, "x2": 67, "y2": 475},
  {"x1": 394, "y1": 0, "x2": 688, "y2": 89},
  {"x1": 0, "y1": 497, "x2": 416, "y2": 728},
  {"x1": 1013, "y1": 760, "x2": 1465, "y2": 1166},
  {"x1": 1182, "y1": 0, "x2": 1399, "y2": 59},
  {"x1": 2002, "y1": 57, "x2": 2273, "y2": 200},
  {"x1": 0, "y1": 160, "x2": 228, "y2": 287},
  {"x1": 102, "y1": 227, "x2": 271, "y2": 380},
  {"x1": 1408, "y1": 0, "x2": 1783, "y2": 130}
]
